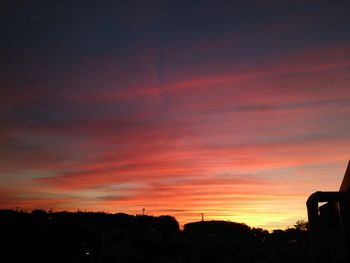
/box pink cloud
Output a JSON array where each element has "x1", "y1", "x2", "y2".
[{"x1": 1, "y1": 43, "x2": 349, "y2": 229}]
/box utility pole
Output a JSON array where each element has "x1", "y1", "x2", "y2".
[{"x1": 201, "y1": 213, "x2": 204, "y2": 222}]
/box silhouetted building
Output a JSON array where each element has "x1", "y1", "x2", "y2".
[{"x1": 307, "y1": 161, "x2": 350, "y2": 263}]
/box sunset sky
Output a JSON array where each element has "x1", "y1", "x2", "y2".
[{"x1": 1, "y1": 0, "x2": 350, "y2": 230}]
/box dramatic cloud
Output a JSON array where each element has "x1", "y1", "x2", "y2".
[{"x1": 1, "y1": 0, "x2": 349, "y2": 229}]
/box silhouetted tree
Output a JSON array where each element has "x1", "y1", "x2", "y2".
[{"x1": 294, "y1": 220, "x2": 309, "y2": 231}]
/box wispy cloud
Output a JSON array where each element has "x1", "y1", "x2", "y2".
[{"x1": 1, "y1": 0, "x2": 349, "y2": 230}]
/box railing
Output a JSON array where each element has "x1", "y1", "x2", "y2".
[{"x1": 307, "y1": 191, "x2": 350, "y2": 263}]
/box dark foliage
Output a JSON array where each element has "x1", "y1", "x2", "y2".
[{"x1": 0, "y1": 210, "x2": 309, "y2": 263}]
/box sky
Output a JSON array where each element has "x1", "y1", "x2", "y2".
[{"x1": 1, "y1": 0, "x2": 350, "y2": 230}]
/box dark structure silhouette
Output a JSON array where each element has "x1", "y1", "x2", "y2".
[
  {"x1": 0, "y1": 210, "x2": 309, "y2": 262},
  {"x1": 307, "y1": 160, "x2": 350, "y2": 263}
]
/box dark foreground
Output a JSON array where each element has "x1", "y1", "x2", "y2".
[{"x1": 0, "y1": 210, "x2": 309, "y2": 263}]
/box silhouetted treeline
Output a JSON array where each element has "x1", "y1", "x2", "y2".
[{"x1": 0, "y1": 209, "x2": 309, "y2": 263}]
